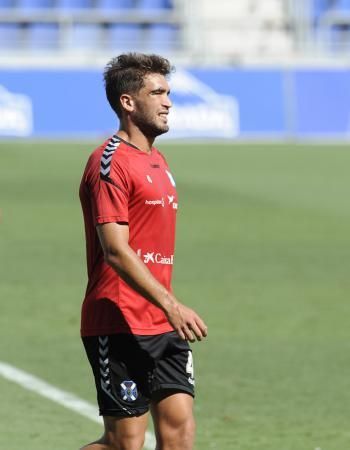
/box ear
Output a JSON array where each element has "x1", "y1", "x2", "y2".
[{"x1": 120, "y1": 94, "x2": 135, "y2": 113}]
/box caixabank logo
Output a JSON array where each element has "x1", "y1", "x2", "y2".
[
  {"x1": 0, "y1": 85, "x2": 33, "y2": 137},
  {"x1": 137, "y1": 249, "x2": 174, "y2": 265},
  {"x1": 166, "y1": 70, "x2": 239, "y2": 139}
]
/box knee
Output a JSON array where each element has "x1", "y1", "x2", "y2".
[
  {"x1": 79, "y1": 435, "x2": 144, "y2": 450},
  {"x1": 120, "y1": 436, "x2": 145, "y2": 450},
  {"x1": 106, "y1": 433, "x2": 145, "y2": 450},
  {"x1": 109, "y1": 434, "x2": 145, "y2": 450},
  {"x1": 158, "y1": 416, "x2": 196, "y2": 450},
  {"x1": 179, "y1": 416, "x2": 195, "y2": 448}
]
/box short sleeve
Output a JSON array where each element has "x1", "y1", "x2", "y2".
[{"x1": 90, "y1": 157, "x2": 130, "y2": 225}]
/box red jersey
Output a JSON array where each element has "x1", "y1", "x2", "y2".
[{"x1": 79, "y1": 135, "x2": 178, "y2": 337}]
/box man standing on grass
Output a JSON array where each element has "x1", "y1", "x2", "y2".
[{"x1": 79, "y1": 53, "x2": 208, "y2": 450}]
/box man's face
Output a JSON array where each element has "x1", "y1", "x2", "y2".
[{"x1": 131, "y1": 73, "x2": 172, "y2": 138}]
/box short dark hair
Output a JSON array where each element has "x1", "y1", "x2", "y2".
[{"x1": 104, "y1": 53, "x2": 174, "y2": 118}]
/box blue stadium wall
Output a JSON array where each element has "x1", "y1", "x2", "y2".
[{"x1": 0, "y1": 68, "x2": 349, "y2": 139}]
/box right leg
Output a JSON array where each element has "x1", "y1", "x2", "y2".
[
  {"x1": 80, "y1": 413, "x2": 149, "y2": 450},
  {"x1": 81, "y1": 335, "x2": 152, "y2": 450}
]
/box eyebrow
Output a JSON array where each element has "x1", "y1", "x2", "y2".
[{"x1": 151, "y1": 87, "x2": 171, "y2": 94}]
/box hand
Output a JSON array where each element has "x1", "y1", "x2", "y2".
[{"x1": 165, "y1": 301, "x2": 208, "y2": 342}]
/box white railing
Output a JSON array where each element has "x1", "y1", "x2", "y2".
[{"x1": 1, "y1": 1, "x2": 350, "y2": 67}]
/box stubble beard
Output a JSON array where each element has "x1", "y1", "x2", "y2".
[{"x1": 132, "y1": 106, "x2": 169, "y2": 139}]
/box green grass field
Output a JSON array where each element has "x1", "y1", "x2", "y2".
[{"x1": 1, "y1": 140, "x2": 350, "y2": 450}]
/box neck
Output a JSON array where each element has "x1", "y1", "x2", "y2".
[{"x1": 117, "y1": 125, "x2": 155, "y2": 154}]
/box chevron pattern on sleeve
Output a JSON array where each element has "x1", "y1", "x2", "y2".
[{"x1": 100, "y1": 135, "x2": 121, "y2": 177}]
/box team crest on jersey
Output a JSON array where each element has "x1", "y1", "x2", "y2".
[
  {"x1": 165, "y1": 170, "x2": 176, "y2": 187},
  {"x1": 120, "y1": 380, "x2": 138, "y2": 402},
  {"x1": 167, "y1": 194, "x2": 178, "y2": 210}
]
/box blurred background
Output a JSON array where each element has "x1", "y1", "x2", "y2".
[
  {"x1": 1, "y1": 2, "x2": 350, "y2": 450},
  {"x1": 1, "y1": 0, "x2": 350, "y2": 139}
]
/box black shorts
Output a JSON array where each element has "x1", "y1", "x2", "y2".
[{"x1": 82, "y1": 331, "x2": 195, "y2": 417}]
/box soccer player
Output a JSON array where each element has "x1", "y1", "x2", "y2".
[{"x1": 79, "y1": 53, "x2": 208, "y2": 450}]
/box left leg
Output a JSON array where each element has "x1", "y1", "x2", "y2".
[
  {"x1": 151, "y1": 390, "x2": 195, "y2": 450},
  {"x1": 80, "y1": 414, "x2": 149, "y2": 450}
]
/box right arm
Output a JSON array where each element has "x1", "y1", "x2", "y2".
[{"x1": 97, "y1": 222, "x2": 208, "y2": 342}]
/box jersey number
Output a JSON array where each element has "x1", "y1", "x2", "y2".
[{"x1": 186, "y1": 351, "x2": 194, "y2": 382}]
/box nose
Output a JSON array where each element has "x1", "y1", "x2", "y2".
[{"x1": 163, "y1": 94, "x2": 172, "y2": 108}]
